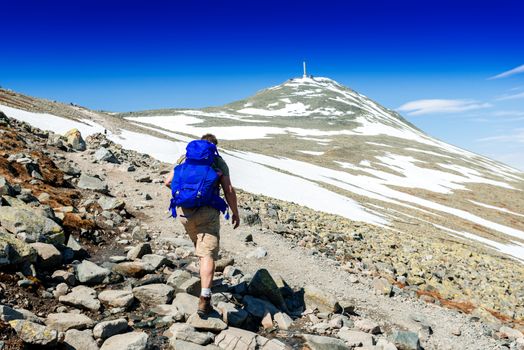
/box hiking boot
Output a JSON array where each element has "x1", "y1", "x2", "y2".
[{"x1": 198, "y1": 295, "x2": 213, "y2": 316}]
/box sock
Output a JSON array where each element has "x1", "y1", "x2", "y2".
[{"x1": 201, "y1": 288, "x2": 211, "y2": 297}]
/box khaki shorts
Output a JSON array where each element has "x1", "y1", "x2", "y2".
[{"x1": 177, "y1": 206, "x2": 220, "y2": 260}]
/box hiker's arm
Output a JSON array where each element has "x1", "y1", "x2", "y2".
[
  {"x1": 220, "y1": 175, "x2": 240, "y2": 229},
  {"x1": 164, "y1": 168, "x2": 174, "y2": 188}
]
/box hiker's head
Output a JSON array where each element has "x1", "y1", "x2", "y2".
[{"x1": 201, "y1": 133, "x2": 218, "y2": 145}]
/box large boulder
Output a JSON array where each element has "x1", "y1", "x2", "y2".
[
  {"x1": 0, "y1": 230, "x2": 37, "y2": 266},
  {"x1": 78, "y1": 174, "x2": 109, "y2": 194},
  {"x1": 64, "y1": 128, "x2": 87, "y2": 151},
  {"x1": 100, "y1": 331, "x2": 148, "y2": 350},
  {"x1": 248, "y1": 269, "x2": 288, "y2": 312},
  {"x1": 9, "y1": 319, "x2": 58, "y2": 346},
  {"x1": 0, "y1": 207, "x2": 65, "y2": 244}
]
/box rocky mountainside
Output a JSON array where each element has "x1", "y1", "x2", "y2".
[{"x1": 0, "y1": 81, "x2": 524, "y2": 349}]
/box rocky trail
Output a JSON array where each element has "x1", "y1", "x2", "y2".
[{"x1": 0, "y1": 111, "x2": 523, "y2": 350}]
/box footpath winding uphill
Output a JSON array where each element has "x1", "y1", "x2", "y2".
[{"x1": 0, "y1": 111, "x2": 523, "y2": 350}]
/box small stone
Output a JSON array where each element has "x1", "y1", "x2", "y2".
[
  {"x1": 355, "y1": 318, "x2": 382, "y2": 334},
  {"x1": 217, "y1": 302, "x2": 248, "y2": 327},
  {"x1": 274, "y1": 312, "x2": 293, "y2": 330},
  {"x1": 214, "y1": 327, "x2": 287, "y2": 350},
  {"x1": 53, "y1": 283, "x2": 69, "y2": 298},
  {"x1": 167, "y1": 270, "x2": 192, "y2": 288},
  {"x1": 223, "y1": 265, "x2": 242, "y2": 278},
  {"x1": 451, "y1": 326, "x2": 461, "y2": 336},
  {"x1": 165, "y1": 323, "x2": 213, "y2": 346},
  {"x1": 0, "y1": 176, "x2": 16, "y2": 196},
  {"x1": 372, "y1": 277, "x2": 392, "y2": 296},
  {"x1": 261, "y1": 313, "x2": 273, "y2": 329},
  {"x1": 98, "y1": 196, "x2": 126, "y2": 211},
  {"x1": 304, "y1": 285, "x2": 340, "y2": 313},
  {"x1": 95, "y1": 147, "x2": 119, "y2": 164},
  {"x1": 112, "y1": 261, "x2": 155, "y2": 278},
  {"x1": 64, "y1": 329, "x2": 98, "y2": 350},
  {"x1": 302, "y1": 334, "x2": 349, "y2": 350},
  {"x1": 172, "y1": 293, "x2": 199, "y2": 318},
  {"x1": 9, "y1": 319, "x2": 58, "y2": 346},
  {"x1": 59, "y1": 285, "x2": 100, "y2": 311},
  {"x1": 498, "y1": 326, "x2": 523, "y2": 340},
  {"x1": 46, "y1": 313, "x2": 95, "y2": 332},
  {"x1": 100, "y1": 331, "x2": 148, "y2": 350},
  {"x1": 93, "y1": 318, "x2": 128, "y2": 340},
  {"x1": 338, "y1": 329, "x2": 374, "y2": 347},
  {"x1": 150, "y1": 304, "x2": 184, "y2": 321},
  {"x1": 186, "y1": 312, "x2": 227, "y2": 332},
  {"x1": 178, "y1": 276, "x2": 201, "y2": 296},
  {"x1": 76, "y1": 260, "x2": 110, "y2": 285},
  {"x1": 29, "y1": 242, "x2": 62, "y2": 269},
  {"x1": 140, "y1": 254, "x2": 168, "y2": 270},
  {"x1": 131, "y1": 226, "x2": 150, "y2": 242},
  {"x1": 134, "y1": 175, "x2": 152, "y2": 183},
  {"x1": 246, "y1": 247, "x2": 267, "y2": 259},
  {"x1": 52, "y1": 270, "x2": 76, "y2": 285},
  {"x1": 98, "y1": 290, "x2": 135, "y2": 309},
  {"x1": 132, "y1": 284, "x2": 174, "y2": 305},
  {"x1": 215, "y1": 258, "x2": 234, "y2": 272},
  {"x1": 78, "y1": 174, "x2": 109, "y2": 194},
  {"x1": 391, "y1": 330, "x2": 421, "y2": 350},
  {"x1": 126, "y1": 243, "x2": 152, "y2": 260}
]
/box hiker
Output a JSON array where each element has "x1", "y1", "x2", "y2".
[{"x1": 164, "y1": 133, "x2": 240, "y2": 315}]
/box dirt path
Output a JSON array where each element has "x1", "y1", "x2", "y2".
[{"x1": 67, "y1": 152, "x2": 501, "y2": 350}]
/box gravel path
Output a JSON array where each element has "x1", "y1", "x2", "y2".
[{"x1": 67, "y1": 151, "x2": 503, "y2": 350}]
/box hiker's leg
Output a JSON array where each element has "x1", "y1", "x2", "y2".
[{"x1": 200, "y1": 255, "x2": 215, "y2": 289}]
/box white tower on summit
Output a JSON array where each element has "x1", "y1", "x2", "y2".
[{"x1": 303, "y1": 61, "x2": 307, "y2": 78}]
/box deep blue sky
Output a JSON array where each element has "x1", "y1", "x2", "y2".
[{"x1": 1, "y1": 0, "x2": 524, "y2": 169}]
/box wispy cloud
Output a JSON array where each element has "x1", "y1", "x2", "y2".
[
  {"x1": 489, "y1": 64, "x2": 524, "y2": 80},
  {"x1": 397, "y1": 99, "x2": 492, "y2": 116},
  {"x1": 496, "y1": 91, "x2": 524, "y2": 101},
  {"x1": 478, "y1": 129, "x2": 524, "y2": 143}
]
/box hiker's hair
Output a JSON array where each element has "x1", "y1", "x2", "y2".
[{"x1": 201, "y1": 133, "x2": 218, "y2": 145}]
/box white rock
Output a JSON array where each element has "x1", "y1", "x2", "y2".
[
  {"x1": 100, "y1": 331, "x2": 148, "y2": 350},
  {"x1": 93, "y1": 318, "x2": 128, "y2": 340},
  {"x1": 98, "y1": 290, "x2": 135, "y2": 309}
]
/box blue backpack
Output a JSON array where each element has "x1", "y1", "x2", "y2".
[{"x1": 169, "y1": 140, "x2": 228, "y2": 218}]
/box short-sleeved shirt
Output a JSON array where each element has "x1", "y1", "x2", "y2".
[{"x1": 176, "y1": 155, "x2": 230, "y2": 177}]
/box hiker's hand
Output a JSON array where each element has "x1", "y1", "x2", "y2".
[{"x1": 232, "y1": 213, "x2": 240, "y2": 229}]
